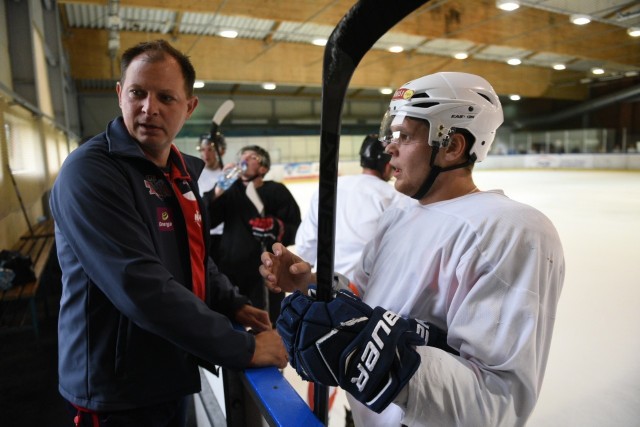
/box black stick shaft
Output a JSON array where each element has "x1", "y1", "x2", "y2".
[{"x1": 315, "y1": 0, "x2": 428, "y2": 423}]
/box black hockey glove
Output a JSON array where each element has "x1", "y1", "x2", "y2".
[
  {"x1": 249, "y1": 216, "x2": 284, "y2": 242},
  {"x1": 277, "y1": 290, "x2": 427, "y2": 413}
]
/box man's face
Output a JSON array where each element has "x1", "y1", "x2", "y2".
[
  {"x1": 239, "y1": 150, "x2": 267, "y2": 180},
  {"x1": 384, "y1": 116, "x2": 432, "y2": 197},
  {"x1": 199, "y1": 142, "x2": 219, "y2": 169},
  {"x1": 116, "y1": 54, "x2": 198, "y2": 162}
]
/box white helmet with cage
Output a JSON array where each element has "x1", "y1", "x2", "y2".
[{"x1": 379, "y1": 72, "x2": 503, "y2": 162}]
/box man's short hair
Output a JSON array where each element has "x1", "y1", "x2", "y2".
[
  {"x1": 241, "y1": 145, "x2": 271, "y2": 170},
  {"x1": 120, "y1": 39, "x2": 196, "y2": 97}
]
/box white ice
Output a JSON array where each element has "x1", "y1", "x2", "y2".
[{"x1": 283, "y1": 169, "x2": 640, "y2": 427}]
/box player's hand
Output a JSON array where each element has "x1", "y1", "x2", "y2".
[
  {"x1": 259, "y1": 243, "x2": 314, "y2": 294},
  {"x1": 249, "y1": 216, "x2": 283, "y2": 242},
  {"x1": 234, "y1": 304, "x2": 272, "y2": 333},
  {"x1": 249, "y1": 329, "x2": 288, "y2": 369},
  {"x1": 277, "y1": 290, "x2": 426, "y2": 413}
]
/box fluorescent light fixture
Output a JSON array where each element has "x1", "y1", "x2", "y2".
[
  {"x1": 580, "y1": 78, "x2": 592, "y2": 84},
  {"x1": 624, "y1": 70, "x2": 639, "y2": 77},
  {"x1": 380, "y1": 88, "x2": 393, "y2": 95},
  {"x1": 388, "y1": 46, "x2": 404, "y2": 53},
  {"x1": 219, "y1": 30, "x2": 238, "y2": 38},
  {"x1": 453, "y1": 52, "x2": 469, "y2": 60},
  {"x1": 312, "y1": 38, "x2": 327, "y2": 46},
  {"x1": 627, "y1": 27, "x2": 640, "y2": 37},
  {"x1": 507, "y1": 58, "x2": 522, "y2": 66},
  {"x1": 496, "y1": 1, "x2": 520, "y2": 12},
  {"x1": 262, "y1": 82, "x2": 276, "y2": 90},
  {"x1": 193, "y1": 80, "x2": 205, "y2": 89},
  {"x1": 591, "y1": 67, "x2": 605, "y2": 75},
  {"x1": 552, "y1": 64, "x2": 566, "y2": 70},
  {"x1": 509, "y1": 94, "x2": 521, "y2": 101},
  {"x1": 570, "y1": 14, "x2": 591, "y2": 25}
]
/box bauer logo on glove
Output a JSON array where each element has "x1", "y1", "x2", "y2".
[{"x1": 347, "y1": 309, "x2": 401, "y2": 392}]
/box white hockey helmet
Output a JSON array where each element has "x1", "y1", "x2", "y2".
[{"x1": 380, "y1": 72, "x2": 503, "y2": 162}]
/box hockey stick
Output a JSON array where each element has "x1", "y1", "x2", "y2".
[
  {"x1": 315, "y1": 0, "x2": 428, "y2": 422},
  {"x1": 245, "y1": 181, "x2": 272, "y2": 318},
  {"x1": 245, "y1": 181, "x2": 265, "y2": 217},
  {"x1": 209, "y1": 99, "x2": 235, "y2": 168}
]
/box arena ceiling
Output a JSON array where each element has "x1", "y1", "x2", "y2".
[{"x1": 56, "y1": 0, "x2": 640, "y2": 135}]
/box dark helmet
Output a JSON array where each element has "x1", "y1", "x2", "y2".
[
  {"x1": 240, "y1": 145, "x2": 271, "y2": 170},
  {"x1": 199, "y1": 132, "x2": 226, "y2": 151},
  {"x1": 360, "y1": 134, "x2": 391, "y2": 173}
]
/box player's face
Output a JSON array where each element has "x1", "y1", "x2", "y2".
[
  {"x1": 239, "y1": 150, "x2": 268, "y2": 180},
  {"x1": 117, "y1": 54, "x2": 198, "y2": 166},
  {"x1": 384, "y1": 116, "x2": 432, "y2": 197},
  {"x1": 199, "y1": 143, "x2": 219, "y2": 168}
]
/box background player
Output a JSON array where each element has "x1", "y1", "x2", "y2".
[
  {"x1": 197, "y1": 132, "x2": 227, "y2": 263},
  {"x1": 295, "y1": 133, "x2": 411, "y2": 279},
  {"x1": 207, "y1": 145, "x2": 301, "y2": 324}
]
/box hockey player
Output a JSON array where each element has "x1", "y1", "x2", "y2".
[
  {"x1": 197, "y1": 132, "x2": 227, "y2": 263},
  {"x1": 295, "y1": 133, "x2": 410, "y2": 280},
  {"x1": 260, "y1": 72, "x2": 565, "y2": 426},
  {"x1": 207, "y1": 145, "x2": 301, "y2": 324},
  {"x1": 197, "y1": 132, "x2": 226, "y2": 191}
]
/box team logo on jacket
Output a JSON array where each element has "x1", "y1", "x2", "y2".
[
  {"x1": 144, "y1": 176, "x2": 172, "y2": 200},
  {"x1": 157, "y1": 207, "x2": 174, "y2": 231}
]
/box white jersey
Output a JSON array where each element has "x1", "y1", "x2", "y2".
[
  {"x1": 351, "y1": 190, "x2": 564, "y2": 427},
  {"x1": 198, "y1": 167, "x2": 224, "y2": 235},
  {"x1": 295, "y1": 173, "x2": 411, "y2": 279}
]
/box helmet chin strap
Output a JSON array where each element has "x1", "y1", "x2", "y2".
[{"x1": 411, "y1": 146, "x2": 477, "y2": 200}]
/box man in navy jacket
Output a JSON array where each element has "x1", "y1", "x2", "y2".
[{"x1": 50, "y1": 39, "x2": 287, "y2": 426}]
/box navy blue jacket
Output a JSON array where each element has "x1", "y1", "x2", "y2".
[{"x1": 50, "y1": 117, "x2": 254, "y2": 411}]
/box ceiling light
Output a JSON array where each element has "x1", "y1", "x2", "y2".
[
  {"x1": 570, "y1": 14, "x2": 591, "y2": 25},
  {"x1": 193, "y1": 80, "x2": 205, "y2": 89},
  {"x1": 507, "y1": 58, "x2": 522, "y2": 66},
  {"x1": 219, "y1": 30, "x2": 238, "y2": 38},
  {"x1": 262, "y1": 82, "x2": 276, "y2": 90},
  {"x1": 453, "y1": 52, "x2": 468, "y2": 60},
  {"x1": 380, "y1": 88, "x2": 393, "y2": 95},
  {"x1": 591, "y1": 67, "x2": 605, "y2": 75},
  {"x1": 552, "y1": 64, "x2": 566, "y2": 70},
  {"x1": 509, "y1": 94, "x2": 521, "y2": 101},
  {"x1": 627, "y1": 27, "x2": 640, "y2": 37},
  {"x1": 312, "y1": 38, "x2": 328, "y2": 46},
  {"x1": 388, "y1": 46, "x2": 404, "y2": 53},
  {"x1": 624, "y1": 70, "x2": 639, "y2": 77},
  {"x1": 496, "y1": 1, "x2": 520, "y2": 12}
]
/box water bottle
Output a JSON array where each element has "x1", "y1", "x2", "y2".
[{"x1": 217, "y1": 161, "x2": 247, "y2": 191}]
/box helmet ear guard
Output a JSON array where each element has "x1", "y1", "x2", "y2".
[{"x1": 436, "y1": 125, "x2": 455, "y2": 148}]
